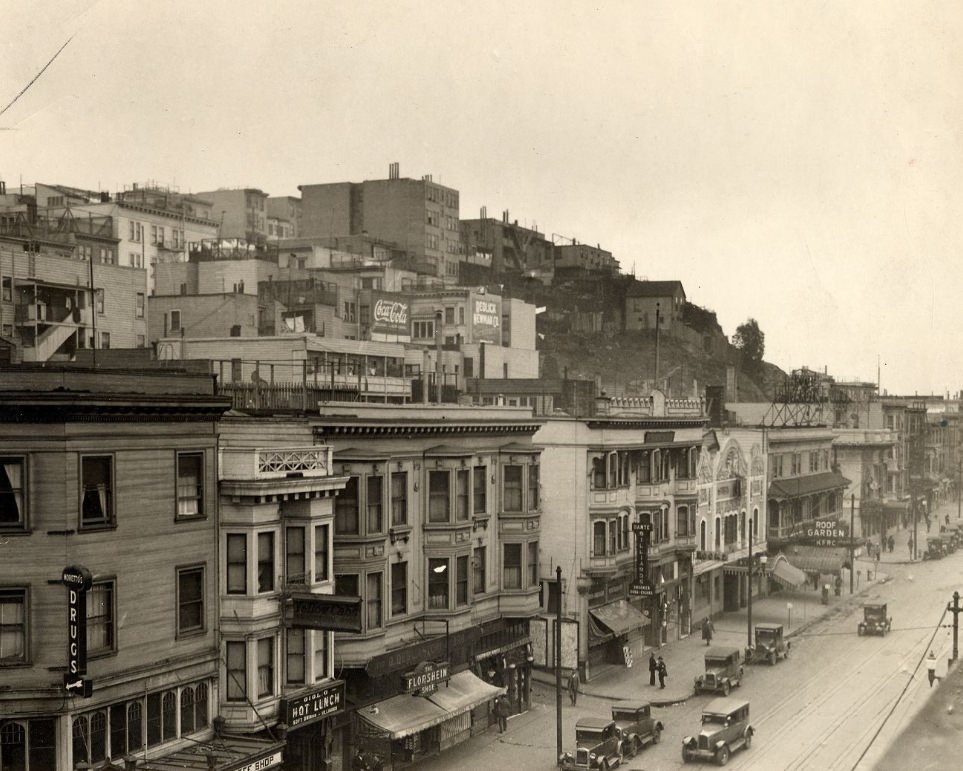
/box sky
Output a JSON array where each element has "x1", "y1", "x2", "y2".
[{"x1": 1, "y1": 0, "x2": 961, "y2": 396}]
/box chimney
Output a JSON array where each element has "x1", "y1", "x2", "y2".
[
  {"x1": 502, "y1": 210, "x2": 509, "y2": 224},
  {"x1": 480, "y1": 205, "x2": 487, "y2": 219},
  {"x1": 434, "y1": 311, "x2": 444, "y2": 405},
  {"x1": 388, "y1": 162, "x2": 399, "y2": 180},
  {"x1": 595, "y1": 390, "x2": 611, "y2": 416}
]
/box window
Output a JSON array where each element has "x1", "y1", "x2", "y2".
[
  {"x1": 445, "y1": 307, "x2": 455, "y2": 324},
  {"x1": 473, "y1": 466, "x2": 487, "y2": 514},
  {"x1": 413, "y1": 320, "x2": 434, "y2": 339},
  {"x1": 314, "y1": 524, "x2": 329, "y2": 582},
  {"x1": 0, "y1": 457, "x2": 25, "y2": 529},
  {"x1": 1, "y1": 276, "x2": 11, "y2": 302},
  {"x1": 609, "y1": 518, "x2": 618, "y2": 553},
  {"x1": 313, "y1": 631, "x2": 329, "y2": 681},
  {"x1": 593, "y1": 520, "x2": 607, "y2": 556},
  {"x1": 226, "y1": 534, "x2": 247, "y2": 594},
  {"x1": 638, "y1": 451, "x2": 651, "y2": 483},
  {"x1": 456, "y1": 555, "x2": 469, "y2": 605},
  {"x1": 177, "y1": 567, "x2": 204, "y2": 635},
  {"x1": 135, "y1": 292, "x2": 145, "y2": 318},
  {"x1": 473, "y1": 547, "x2": 486, "y2": 595},
  {"x1": 95, "y1": 288, "x2": 104, "y2": 314},
  {"x1": 151, "y1": 225, "x2": 158, "y2": 244},
  {"x1": 619, "y1": 513, "x2": 629, "y2": 551},
  {"x1": 390, "y1": 472, "x2": 407, "y2": 526},
  {"x1": 80, "y1": 455, "x2": 113, "y2": 528},
  {"x1": 176, "y1": 452, "x2": 204, "y2": 518},
  {"x1": 592, "y1": 456, "x2": 607, "y2": 489},
  {"x1": 226, "y1": 641, "x2": 246, "y2": 701},
  {"x1": 428, "y1": 470, "x2": 450, "y2": 522},
  {"x1": 335, "y1": 477, "x2": 359, "y2": 534},
  {"x1": 100, "y1": 331, "x2": 110, "y2": 349},
  {"x1": 391, "y1": 562, "x2": 407, "y2": 616},
  {"x1": 169, "y1": 309, "x2": 180, "y2": 332},
  {"x1": 335, "y1": 574, "x2": 358, "y2": 598},
  {"x1": 458, "y1": 306, "x2": 465, "y2": 324},
  {"x1": 137, "y1": 335, "x2": 146, "y2": 348},
  {"x1": 456, "y1": 469, "x2": 470, "y2": 521},
  {"x1": 257, "y1": 532, "x2": 275, "y2": 593},
  {"x1": 503, "y1": 543, "x2": 522, "y2": 589},
  {"x1": 528, "y1": 541, "x2": 538, "y2": 587},
  {"x1": 677, "y1": 505, "x2": 690, "y2": 538},
  {"x1": 257, "y1": 637, "x2": 274, "y2": 698},
  {"x1": 87, "y1": 581, "x2": 115, "y2": 656},
  {"x1": 366, "y1": 476, "x2": 383, "y2": 533},
  {"x1": 0, "y1": 589, "x2": 26, "y2": 665},
  {"x1": 286, "y1": 527, "x2": 306, "y2": 585},
  {"x1": 428, "y1": 558, "x2": 449, "y2": 609},
  {"x1": 503, "y1": 466, "x2": 523, "y2": 511},
  {"x1": 366, "y1": 573, "x2": 382, "y2": 629},
  {"x1": 156, "y1": 226, "x2": 164, "y2": 245},
  {"x1": 528, "y1": 464, "x2": 539, "y2": 510},
  {"x1": 287, "y1": 628, "x2": 305, "y2": 684}
]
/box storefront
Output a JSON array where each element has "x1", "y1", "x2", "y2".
[
  {"x1": 139, "y1": 733, "x2": 286, "y2": 771},
  {"x1": 587, "y1": 597, "x2": 649, "y2": 671},
  {"x1": 354, "y1": 670, "x2": 504, "y2": 769},
  {"x1": 280, "y1": 680, "x2": 346, "y2": 771},
  {"x1": 472, "y1": 618, "x2": 533, "y2": 716}
]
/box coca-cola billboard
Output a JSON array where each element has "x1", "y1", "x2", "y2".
[{"x1": 371, "y1": 292, "x2": 411, "y2": 338}]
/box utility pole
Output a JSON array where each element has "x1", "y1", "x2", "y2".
[
  {"x1": 948, "y1": 591, "x2": 961, "y2": 663},
  {"x1": 957, "y1": 459, "x2": 961, "y2": 521},
  {"x1": 555, "y1": 565, "x2": 563, "y2": 764},
  {"x1": 654, "y1": 302, "x2": 660, "y2": 388},
  {"x1": 747, "y1": 523, "x2": 753, "y2": 649},
  {"x1": 850, "y1": 494, "x2": 855, "y2": 595},
  {"x1": 913, "y1": 497, "x2": 919, "y2": 561}
]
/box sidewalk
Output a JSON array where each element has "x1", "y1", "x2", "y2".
[{"x1": 535, "y1": 565, "x2": 891, "y2": 706}]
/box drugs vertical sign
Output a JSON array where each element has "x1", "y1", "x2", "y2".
[{"x1": 62, "y1": 565, "x2": 92, "y2": 689}]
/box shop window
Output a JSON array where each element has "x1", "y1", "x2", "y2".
[
  {"x1": 528, "y1": 541, "x2": 538, "y2": 587},
  {"x1": 314, "y1": 524, "x2": 329, "y2": 582},
  {"x1": 456, "y1": 469, "x2": 470, "y2": 521},
  {"x1": 428, "y1": 470, "x2": 450, "y2": 522},
  {"x1": 503, "y1": 466, "x2": 523, "y2": 511},
  {"x1": 176, "y1": 566, "x2": 204, "y2": 635},
  {"x1": 473, "y1": 466, "x2": 487, "y2": 514},
  {"x1": 257, "y1": 533, "x2": 275, "y2": 593},
  {"x1": 391, "y1": 562, "x2": 407, "y2": 617},
  {"x1": 176, "y1": 452, "x2": 204, "y2": 519},
  {"x1": 3, "y1": 718, "x2": 55, "y2": 771},
  {"x1": 456, "y1": 555, "x2": 469, "y2": 605},
  {"x1": 257, "y1": 637, "x2": 274, "y2": 698},
  {"x1": 286, "y1": 527, "x2": 306, "y2": 585},
  {"x1": 127, "y1": 701, "x2": 144, "y2": 752},
  {"x1": 367, "y1": 476, "x2": 384, "y2": 533},
  {"x1": 226, "y1": 534, "x2": 247, "y2": 594},
  {"x1": 287, "y1": 628, "x2": 305, "y2": 684},
  {"x1": 80, "y1": 455, "x2": 114, "y2": 529},
  {"x1": 473, "y1": 547, "x2": 486, "y2": 595},
  {"x1": 0, "y1": 589, "x2": 26, "y2": 665},
  {"x1": 335, "y1": 476, "x2": 359, "y2": 534},
  {"x1": 428, "y1": 558, "x2": 449, "y2": 609},
  {"x1": 0, "y1": 458, "x2": 25, "y2": 531},
  {"x1": 391, "y1": 472, "x2": 407, "y2": 526},
  {"x1": 366, "y1": 573, "x2": 383, "y2": 629},
  {"x1": 503, "y1": 543, "x2": 522, "y2": 589},
  {"x1": 87, "y1": 581, "x2": 115, "y2": 656}
]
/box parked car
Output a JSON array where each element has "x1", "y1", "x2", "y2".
[
  {"x1": 922, "y1": 536, "x2": 945, "y2": 560},
  {"x1": 940, "y1": 533, "x2": 957, "y2": 554},
  {"x1": 857, "y1": 602, "x2": 892, "y2": 636},
  {"x1": 682, "y1": 697, "x2": 753, "y2": 766},
  {"x1": 559, "y1": 717, "x2": 623, "y2": 770},
  {"x1": 745, "y1": 623, "x2": 791, "y2": 665},
  {"x1": 694, "y1": 647, "x2": 744, "y2": 696},
  {"x1": 610, "y1": 701, "x2": 663, "y2": 758},
  {"x1": 943, "y1": 524, "x2": 963, "y2": 549}
]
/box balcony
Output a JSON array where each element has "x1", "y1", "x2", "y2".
[{"x1": 220, "y1": 446, "x2": 333, "y2": 481}]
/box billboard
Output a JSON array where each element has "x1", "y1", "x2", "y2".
[
  {"x1": 370, "y1": 292, "x2": 411, "y2": 338},
  {"x1": 471, "y1": 296, "x2": 502, "y2": 344}
]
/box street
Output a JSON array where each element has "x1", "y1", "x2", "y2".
[{"x1": 417, "y1": 515, "x2": 963, "y2": 770}]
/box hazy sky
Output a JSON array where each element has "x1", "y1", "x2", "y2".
[{"x1": 2, "y1": 1, "x2": 961, "y2": 395}]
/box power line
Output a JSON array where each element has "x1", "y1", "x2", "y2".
[{"x1": 0, "y1": 36, "x2": 73, "y2": 122}]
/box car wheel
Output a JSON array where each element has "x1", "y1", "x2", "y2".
[
  {"x1": 722, "y1": 681, "x2": 731, "y2": 696},
  {"x1": 768, "y1": 651, "x2": 776, "y2": 666},
  {"x1": 632, "y1": 737, "x2": 642, "y2": 756},
  {"x1": 682, "y1": 747, "x2": 693, "y2": 763},
  {"x1": 717, "y1": 745, "x2": 731, "y2": 766},
  {"x1": 744, "y1": 731, "x2": 752, "y2": 749},
  {"x1": 599, "y1": 761, "x2": 608, "y2": 771},
  {"x1": 652, "y1": 727, "x2": 661, "y2": 745},
  {"x1": 858, "y1": 626, "x2": 864, "y2": 636}
]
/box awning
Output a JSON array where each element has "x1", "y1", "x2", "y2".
[
  {"x1": 769, "y1": 472, "x2": 852, "y2": 500},
  {"x1": 769, "y1": 556, "x2": 808, "y2": 589},
  {"x1": 357, "y1": 693, "x2": 451, "y2": 739},
  {"x1": 589, "y1": 599, "x2": 649, "y2": 637},
  {"x1": 139, "y1": 734, "x2": 284, "y2": 771},
  {"x1": 883, "y1": 500, "x2": 909, "y2": 512},
  {"x1": 428, "y1": 671, "x2": 504, "y2": 713},
  {"x1": 783, "y1": 545, "x2": 849, "y2": 575},
  {"x1": 693, "y1": 560, "x2": 726, "y2": 577}
]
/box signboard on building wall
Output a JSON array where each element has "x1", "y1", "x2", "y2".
[
  {"x1": 370, "y1": 291, "x2": 411, "y2": 339},
  {"x1": 471, "y1": 296, "x2": 502, "y2": 344},
  {"x1": 281, "y1": 680, "x2": 345, "y2": 728},
  {"x1": 289, "y1": 594, "x2": 363, "y2": 632},
  {"x1": 530, "y1": 617, "x2": 578, "y2": 670}
]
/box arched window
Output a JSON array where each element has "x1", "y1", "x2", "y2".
[
  {"x1": 180, "y1": 687, "x2": 196, "y2": 735},
  {"x1": 0, "y1": 722, "x2": 26, "y2": 770},
  {"x1": 127, "y1": 700, "x2": 144, "y2": 752},
  {"x1": 72, "y1": 716, "x2": 89, "y2": 766},
  {"x1": 90, "y1": 711, "x2": 107, "y2": 762},
  {"x1": 162, "y1": 691, "x2": 177, "y2": 741},
  {"x1": 195, "y1": 683, "x2": 209, "y2": 730}
]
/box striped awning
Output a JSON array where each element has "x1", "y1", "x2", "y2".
[{"x1": 769, "y1": 556, "x2": 808, "y2": 589}]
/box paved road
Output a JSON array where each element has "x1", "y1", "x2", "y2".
[{"x1": 417, "y1": 509, "x2": 963, "y2": 769}]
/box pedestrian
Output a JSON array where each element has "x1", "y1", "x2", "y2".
[
  {"x1": 908, "y1": 536, "x2": 914, "y2": 558},
  {"x1": 567, "y1": 669, "x2": 579, "y2": 705},
  {"x1": 946, "y1": 514, "x2": 951, "y2": 527},
  {"x1": 648, "y1": 652, "x2": 657, "y2": 686},
  {"x1": 888, "y1": 535, "x2": 895, "y2": 553},
  {"x1": 927, "y1": 650, "x2": 938, "y2": 688},
  {"x1": 495, "y1": 694, "x2": 511, "y2": 733},
  {"x1": 657, "y1": 656, "x2": 667, "y2": 689},
  {"x1": 701, "y1": 617, "x2": 714, "y2": 647}
]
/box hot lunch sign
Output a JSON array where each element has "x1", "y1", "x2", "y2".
[{"x1": 281, "y1": 680, "x2": 345, "y2": 728}]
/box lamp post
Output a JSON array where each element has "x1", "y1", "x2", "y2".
[
  {"x1": 747, "y1": 523, "x2": 753, "y2": 649},
  {"x1": 555, "y1": 565, "x2": 562, "y2": 764}
]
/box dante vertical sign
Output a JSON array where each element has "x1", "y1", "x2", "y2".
[
  {"x1": 630, "y1": 522, "x2": 654, "y2": 597},
  {"x1": 62, "y1": 565, "x2": 92, "y2": 677}
]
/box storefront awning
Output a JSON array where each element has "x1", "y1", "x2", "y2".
[
  {"x1": 693, "y1": 560, "x2": 726, "y2": 577},
  {"x1": 769, "y1": 556, "x2": 808, "y2": 589},
  {"x1": 428, "y1": 670, "x2": 504, "y2": 713},
  {"x1": 769, "y1": 472, "x2": 851, "y2": 500},
  {"x1": 139, "y1": 734, "x2": 284, "y2": 771},
  {"x1": 783, "y1": 545, "x2": 849, "y2": 575},
  {"x1": 589, "y1": 599, "x2": 649, "y2": 637},
  {"x1": 357, "y1": 693, "x2": 451, "y2": 739}
]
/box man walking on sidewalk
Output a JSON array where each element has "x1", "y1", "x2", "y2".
[
  {"x1": 567, "y1": 669, "x2": 579, "y2": 705},
  {"x1": 702, "y1": 617, "x2": 714, "y2": 646},
  {"x1": 657, "y1": 656, "x2": 667, "y2": 689},
  {"x1": 648, "y1": 652, "x2": 657, "y2": 686}
]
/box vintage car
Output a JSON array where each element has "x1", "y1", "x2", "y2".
[
  {"x1": 940, "y1": 533, "x2": 957, "y2": 554},
  {"x1": 922, "y1": 536, "x2": 946, "y2": 560},
  {"x1": 745, "y1": 623, "x2": 791, "y2": 665},
  {"x1": 857, "y1": 602, "x2": 892, "y2": 636},
  {"x1": 694, "y1": 647, "x2": 744, "y2": 696},
  {"x1": 610, "y1": 701, "x2": 663, "y2": 757},
  {"x1": 943, "y1": 524, "x2": 963, "y2": 549},
  {"x1": 682, "y1": 697, "x2": 753, "y2": 766},
  {"x1": 559, "y1": 717, "x2": 623, "y2": 770}
]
